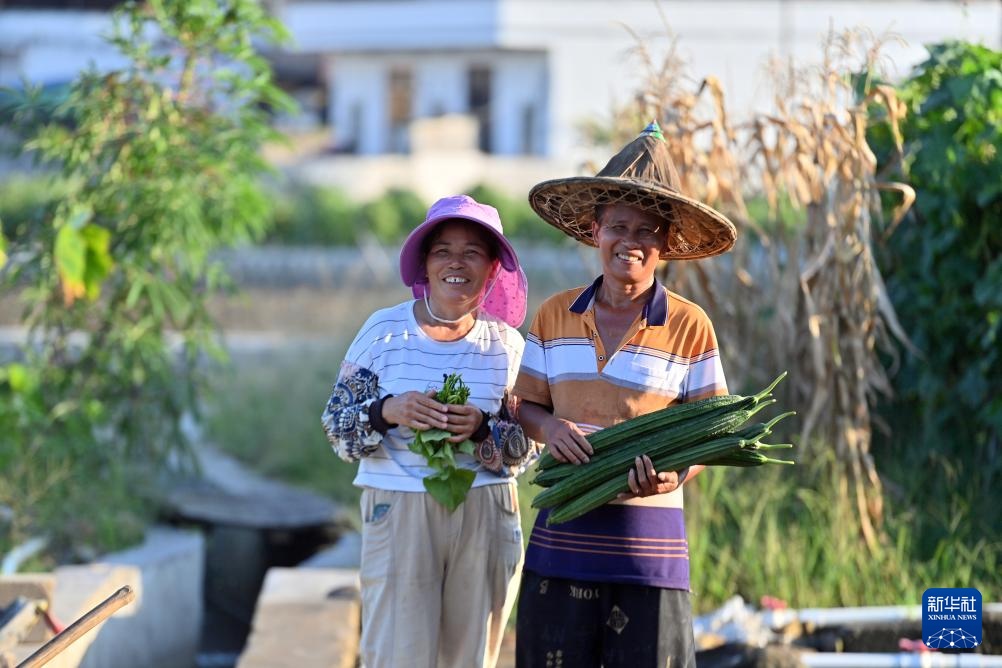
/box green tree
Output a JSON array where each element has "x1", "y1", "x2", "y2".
[
  {"x1": 870, "y1": 41, "x2": 1002, "y2": 538},
  {"x1": 0, "y1": 0, "x2": 293, "y2": 560}
]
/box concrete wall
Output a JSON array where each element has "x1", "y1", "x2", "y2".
[
  {"x1": 79, "y1": 528, "x2": 204, "y2": 668},
  {"x1": 9, "y1": 527, "x2": 204, "y2": 668},
  {"x1": 291, "y1": 150, "x2": 576, "y2": 201},
  {"x1": 237, "y1": 568, "x2": 360, "y2": 668}
]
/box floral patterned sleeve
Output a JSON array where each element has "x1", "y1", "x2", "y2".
[
  {"x1": 474, "y1": 391, "x2": 541, "y2": 478},
  {"x1": 321, "y1": 361, "x2": 383, "y2": 462}
]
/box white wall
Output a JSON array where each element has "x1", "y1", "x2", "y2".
[
  {"x1": 491, "y1": 51, "x2": 548, "y2": 155},
  {"x1": 497, "y1": 0, "x2": 1001, "y2": 158},
  {"x1": 282, "y1": 0, "x2": 500, "y2": 51},
  {"x1": 0, "y1": 10, "x2": 127, "y2": 87},
  {"x1": 414, "y1": 57, "x2": 468, "y2": 117},
  {"x1": 2, "y1": 1, "x2": 999, "y2": 163},
  {"x1": 328, "y1": 55, "x2": 388, "y2": 154}
]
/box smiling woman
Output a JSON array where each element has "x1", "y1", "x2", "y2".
[{"x1": 320, "y1": 195, "x2": 537, "y2": 668}]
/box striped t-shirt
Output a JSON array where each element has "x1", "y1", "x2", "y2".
[
  {"x1": 515, "y1": 276, "x2": 728, "y2": 590},
  {"x1": 341, "y1": 300, "x2": 524, "y2": 491}
]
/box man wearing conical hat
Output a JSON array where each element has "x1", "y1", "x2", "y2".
[{"x1": 513, "y1": 122, "x2": 736, "y2": 667}]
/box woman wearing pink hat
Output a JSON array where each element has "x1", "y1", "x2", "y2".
[{"x1": 321, "y1": 194, "x2": 535, "y2": 668}]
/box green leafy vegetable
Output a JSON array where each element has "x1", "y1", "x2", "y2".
[{"x1": 408, "y1": 373, "x2": 479, "y2": 511}]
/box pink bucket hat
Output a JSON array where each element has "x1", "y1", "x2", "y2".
[{"x1": 399, "y1": 194, "x2": 528, "y2": 328}]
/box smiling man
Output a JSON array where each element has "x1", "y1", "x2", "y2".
[{"x1": 513, "y1": 123, "x2": 738, "y2": 668}]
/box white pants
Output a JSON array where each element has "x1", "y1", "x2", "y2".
[{"x1": 358, "y1": 483, "x2": 524, "y2": 668}]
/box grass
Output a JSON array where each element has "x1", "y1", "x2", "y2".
[
  {"x1": 202, "y1": 345, "x2": 363, "y2": 525},
  {"x1": 687, "y1": 450, "x2": 1000, "y2": 611},
  {"x1": 204, "y1": 348, "x2": 1001, "y2": 611}
]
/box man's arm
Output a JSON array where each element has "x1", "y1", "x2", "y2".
[
  {"x1": 517, "y1": 400, "x2": 594, "y2": 465},
  {"x1": 682, "y1": 464, "x2": 705, "y2": 482}
]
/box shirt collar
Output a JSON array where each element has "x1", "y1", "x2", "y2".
[{"x1": 568, "y1": 275, "x2": 668, "y2": 327}]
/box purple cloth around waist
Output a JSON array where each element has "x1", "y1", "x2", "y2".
[{"x1": 523, "y1": 504, "x2": 690, "y2": 590}]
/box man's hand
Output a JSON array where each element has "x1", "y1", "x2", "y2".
[
  {"x1": 616, "y1": 454, "x2": 681, "y2": 499},
  {"x1": 542, "y1": 417, "x2": 593, "y2": 465},
  {"x1": 443, "y1": 403, "x2": 483, "y2": 443},
  {"x1": 381, "y1": 390, "x2": 448, "y2": 431}
]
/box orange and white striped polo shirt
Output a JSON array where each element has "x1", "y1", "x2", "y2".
[{"x1": 515, "y1": 275, "x2": 728, "y2": 589}]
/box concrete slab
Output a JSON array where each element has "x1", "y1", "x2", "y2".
[
  {"x1": 165, "y1": 445, "x2": 347, "y2": 530},
  {"x1": 0, "y1": 574, "x2": 55, "y2": 642},
  {"x1": 11, "y1": 527, "x2": 203, "y2": 668},
  {"x1": 79, "y1": 527, "x2": 204, "y2": 668},
  {"x1": 12, "y1": 564, "x2": 139, "y2": 668},
  {"x1": 237, "y1": 567, "x2": 359, "y2": 668},
  {"x1": 299, "y1": 531, "x2": 361, "y2": 569}
]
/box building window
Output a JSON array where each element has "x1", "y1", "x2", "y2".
[
  {"x1": 467, "y1": 65, "x2": 491, "y2": 153},
  {"x1": 388, "y1": 67, "x2": 412, "y2": 153}
]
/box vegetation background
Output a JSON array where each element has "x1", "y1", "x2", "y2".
[{"x1": 0, "y1": 2, "x2": 998, "y2": 612}]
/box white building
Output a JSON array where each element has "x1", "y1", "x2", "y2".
[
  {"x1": 2, "y1": 1, "x2": 1000, "y2": 197},
  {"x1": 274, "y1": 0, "x2": 1001, "y2": 160}
]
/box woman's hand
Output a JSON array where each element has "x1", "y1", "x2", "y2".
[
  {"x1": 381, "y1": 390, "x2": 449, "y2": 431},
  {"x1": 444, "y1": 403, "x2": 484, "y2": 443}
]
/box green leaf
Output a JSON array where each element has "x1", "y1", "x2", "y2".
[
  {"x1": 457, "y1": 439, "x2": 477, "y2": 456},
  {"x1": 423, "y1": 468, "x2": 476, "y2": 512},
  {"x1": 125, "y1": 275, "x2": 145, "y2": 308},
  {"x1": 3, "y1": 363, "x2": 34, "y2": 393},
  {"x1": 81, "y1": 224, "x2": 113, "y2": 300},
  {"x1": 54, "y1": 224, "x2": 86, "y2": 303},
  {"x1": 438, "y1": 444, "x2": 457, "y2": 468},
  {"x1": 408, "y1": 432, "x2": 440, "y2": 459},
  {"x1": 419, "y1": 428, "x2": 452, "y2": 441},
  {"x1": 0, "y1": 228, "x2": 6, "y2": 269}
]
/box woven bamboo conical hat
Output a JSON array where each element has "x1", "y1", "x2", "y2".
[{"x1": 529, "y1": 122, "x2": 737, "y2": 260}]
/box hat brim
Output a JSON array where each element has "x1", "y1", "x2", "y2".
[{"x1": 529, "y1": 176, "x2": 737, "y2": 260}]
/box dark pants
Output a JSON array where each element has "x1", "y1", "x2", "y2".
[{"x1": 516, "y1": 570, "x2": 696, "y2": 668}]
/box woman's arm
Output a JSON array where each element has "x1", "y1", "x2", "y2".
[
  {"x1": 449, "y1": 392, "x2": 540, "y2": 477},
  {"x1": 482, "y1": 392, "x2": 539, "y2": 477},
  {"x1": 321, "y1": 361, "x2": 384, "y2": 462},
  {"x1": 321, "y1": 360, "x2": 453, "y2": 463}
]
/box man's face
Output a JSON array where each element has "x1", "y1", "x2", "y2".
[{"x1": 591, "y1": 204, "x2": 667, "y2": 285}]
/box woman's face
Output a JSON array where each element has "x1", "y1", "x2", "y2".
[{"x1": 423, "y1": 221, "x2": 496, "y2": 309}]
